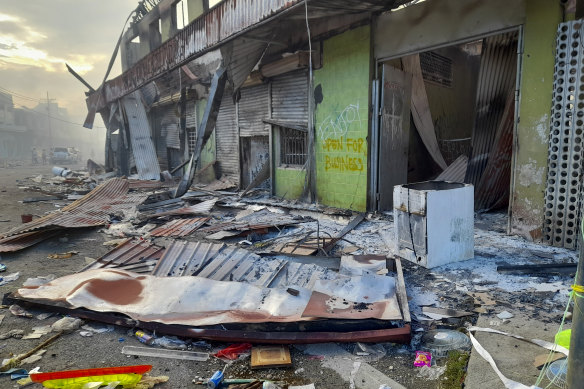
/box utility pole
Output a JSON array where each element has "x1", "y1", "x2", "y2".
[
  {"x1": 567, "y1": 225, "x2": 584, "y2": 386},
  {"x1": 46, "y1": 91, "x2": 53, "y2": 150}
]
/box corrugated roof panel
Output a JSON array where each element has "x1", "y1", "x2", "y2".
[
  {"x1": 82, "y1": 239, "x2": 166, "y2": 273},
  {"x1": 122, "y1": 91, "x2": 161, "y2": 180},
  {"x1": 0, "y1": 178, "x2": 147, "y2": 252},
  {"x1": 150, "y1": 217, "x2": 210, "y2": 237}
]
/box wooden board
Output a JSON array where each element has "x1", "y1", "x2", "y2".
[
  {"x1": 394, "y1": 257, "x2": 411, "y2": 323},
  {"x1": 251, "y1": 345, "x2": 292, "y2": 369}
]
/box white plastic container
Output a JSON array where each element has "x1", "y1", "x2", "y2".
[{"x1": 393, "y1": 181, "x2": 474, "y2": 268}]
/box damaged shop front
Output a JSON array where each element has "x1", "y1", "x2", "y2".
[{"x1": 83, "y1": 0, "x2": 569, "y2": 247}]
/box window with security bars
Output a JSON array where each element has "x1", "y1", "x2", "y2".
[
  {"x1": 188, "y1": 130, "x2": 196, "y2": 155},
  {"x1": 279, "y1": 127, "x2": 307, "y2": 167},
  {"x1": 419, "y1": 51, "x2": 453, "y2": 88}
]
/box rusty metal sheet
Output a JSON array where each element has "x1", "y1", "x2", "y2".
[
  {"x1": 0, "y1": 230, "x2": 61, "y2": 253},
  {"x1": 147, "y1": 199, "x2": 217, "y2": 218},
  {"x1": 82, "y1": 239, "x2": 166, "y2": 273},
  {"x1": 150, "y1": 217, "x2": 210, "y2": 237},
  {"x1": 16, "y1": 267, "x2": 402, "y2": 326},
  {"x1": 5, "y1": 294, "x2": 412, "y2": 344},
  {"x1": 0, "y1": 179, "x2": 146, "y2": 247},
  {"x1": 93, "y1": 0, "x2": 404, "y2": 109}
]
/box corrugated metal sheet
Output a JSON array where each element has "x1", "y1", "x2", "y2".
[
  {"x1": 150, "y1": 217, "x2": 210, "y2": 237},
  {"x1": 435, "y1": 155, "x2": 468, "y2": 182},
  {"x1": 544, "y1": 21, "x2": 584, "y2": 249},
  {"x1": 271, "y1": 70, "x2": 308, "y2": 124},
  {"x1": 147, "y1": 199, "x2": 217, "y2": 218},
  {"x1": 151, "y1": 240, "x2": 339, "y2": 290},
  {"x1": 122, "y1": 91, "x2": 161, "y2": 180},
  {"x1": 222, "y1": 37, "x2": 269, "y2": 92},
  {"x1": 0, "y1": 230, "x2": 61, "y2": 253},
  {"x1": 215, "y1": 93, "x2": 239, "y2": 184},
  {"x1": 92, "y1": 0, "x2": 405, "y2": 112},
  {"x1": 474, "y1": 91, "x2": 514, "y2": 211},
  {"x1": 0, "y1": 178, "x2": 146, "y2": 245},
  {"x1": 239, "y1": 84, "x2": 270, "y2": 137},
  {"x1": 465, "y1": 32, "x2": 517, "y2": 186},
  {"x1": 82, "y1": 239, "x2": 165, "y2": 274},
  {"x1": 100, "y1": 0, "x2": 305, "y2": 107}
]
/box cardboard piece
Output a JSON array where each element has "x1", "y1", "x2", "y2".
[{"x1": 251, "y1": 345, "x2": 292, "y2": 369}]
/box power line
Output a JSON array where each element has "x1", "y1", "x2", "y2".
[
  {"x1": 15, "y1": 104, "x2": 105, "y2": 129},
  {"x1": 0, "y1": 86, "x2": 45, "y2": 103}
]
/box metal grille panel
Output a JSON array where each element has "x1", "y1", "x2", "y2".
[{"x1": 544, "y1": 21, "x2": 584, "y2": 249}]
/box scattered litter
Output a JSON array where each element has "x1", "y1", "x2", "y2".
[
  {"x1": 50, "y1": 317, "x2": 83, "y2": 333},
  {"x1": 23, "y1": 275, "x2": 55, "y2": 287},
  {"x1": 214, "y1": 343, "x2": 252, "y2": 360},
  {"x1": 79, "y1": 331, "x2": 93, "y2": 337},
  {"x1": 47, "y1": 251, "x2": 78, "y2": 259},
  {"x1": 122, "y1": 346, "x2": 209, "y2": 361},
  {"x1": 421, "y1": 307, "x2": 473, "y2": 320},
  {"x1": 135, "y1": 375, "x2": 170, "y2": 389},
  {"x1": 0, "y1": 330, "x2": 24, "y2": 339},
  {"x1": 414, "y1": 351, "x2": 432, "y2": 367},
  {"x1": 19, "y1": 349, "x2": 46, "y2": 365},
  {"x1": 533, "y1": 353, "x2": 565, "y2": 369},
  {"x1": 152, "y1": 336, "x2": 187, "y2": 350},
  {"x1": 294, "y1": 368, "x2": 305, "y2": 375},
  {"x1": 22, "y1": 326, "x2": 52, "y2": 340},
  {"x1": 80, "y1": 324, "x2": 114, "y2": 334},
  {"x1": 289, "y1": 385, "x2": 315, "y2": 389},
  {"x1": 135, "y1": 330, "x2": 154, "y2": 345},
  {"x1": 103, "y1": 238, "x2": 128, "y2": 247},
  {"x1": 1, "y1": 331, "x2": 62, "y2": 371},
  {"x1": 251, "y1": 345, "x2": 292, "y2": 369},
  {"x1": 421, "y1": 330, "x2": 471, "y2": 357},
  {"x1": 0, "y1": 264, "x2": 6, "y2": 272},
  {"x1": 468, "y1": 326, "x2": 569, "y2": 356},
  {"x1": 468, "y1": 331, "x2": 541, "y2": 389},
  {"x1": 496, "y1": 311, "x2": 514, "y2": 320},
  {"x1": 555, "y1": 329, "x2": 571, "y2": 349},
  {"x1": 545, "y1": 358, "x2": 568, "y2": 388},
  {"x1": 416, "y1": 365, "x2": 446, "y2": 380},
  {"x1": 9, "y1": 304, "x2": 32, "y2": 318},
  {"x1": 353, "y1": 343, "x2": 386, "y2": 361},
  {"x1": 36, "y1": 312, "x2": 54, "y2": 320},
  {"x1": 0, "y1": 272, "x2": 20, "y2": 286}
]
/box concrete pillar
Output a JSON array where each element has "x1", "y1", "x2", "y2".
[{"x1": 510, "y1": 0, "x2": 562, "y2": 240}]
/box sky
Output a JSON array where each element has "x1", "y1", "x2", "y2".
[{"x1": 0, "y1": 0, "x2": 139, "y2": 131}]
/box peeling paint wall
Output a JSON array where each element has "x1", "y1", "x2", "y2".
[
  {"x1": 314, "y1": 26, "x2": 371, "y2": 211},
  {"x1": 510, "y1": 0, "x2": 562, "y2": 241}
]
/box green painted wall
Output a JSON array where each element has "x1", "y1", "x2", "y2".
[
  {"x1": 511, "y1": 0, "x2": 562, "y2": 240},
  {"x1": 274, "y1": 167, "x2": 306, "y2": 200},
  {"x1": 314, "y1": 26, "x2": 371, "y2": 211}
]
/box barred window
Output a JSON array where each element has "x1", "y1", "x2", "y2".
[
  {"x1": 279, "y1": 127, "x2": 307, "y2": 167},
  {"x1": 188, "y1": 129, "x2": 196, "y2": 155},
  {"x1": 419, "y1": 51, "x2": 453, "y2": 88}
]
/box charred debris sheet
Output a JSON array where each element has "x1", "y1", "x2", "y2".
[{"x1": 12, "y1": 239, "x2": 411, "y2": 344}]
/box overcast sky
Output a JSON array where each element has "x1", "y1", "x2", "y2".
[{"x1": 0, "y1": 0, "x2": 138, "y2": 129}]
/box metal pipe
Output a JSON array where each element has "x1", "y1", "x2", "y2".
[{"x1": 566, "y1": 223, "x2": 584, "y2": 386}]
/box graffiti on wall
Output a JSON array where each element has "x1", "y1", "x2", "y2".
[
  {"x1": 319, "y1": 101, "x2": 366, "y2": 172},
  {"x1": 317, "y1": 102, "x2": 362, "y2": 141}
]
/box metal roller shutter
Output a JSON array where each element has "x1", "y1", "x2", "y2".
[
  {"x1": 271, "y1": 70, "x2": 308, "y2": 124},
  {"x1": 238, "y1": 83, "x2": 269, "y2": 137},
  {"x1": 215, "y1": 94, "x2": 239, "y2": 185},
  {"x1": 186, "y1": 99, "x2": 197, "y2": 130}
]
